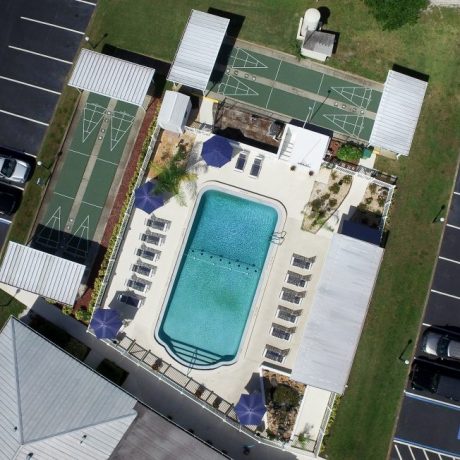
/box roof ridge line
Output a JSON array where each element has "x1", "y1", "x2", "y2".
[{"x1": 11, "y1": 318, "x2": 25, "y2": 445}]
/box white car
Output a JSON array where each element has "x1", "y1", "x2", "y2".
[
  {"x1": 422, "y1": 330, "x2": 460, "y2": 361},
  {"x1": 0, "y1": 156, "x2": 30, "y2": 184}
]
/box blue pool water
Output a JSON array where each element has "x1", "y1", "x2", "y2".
[{"x1": 156, "y1": 189, "x2": 278, "y2": 368}]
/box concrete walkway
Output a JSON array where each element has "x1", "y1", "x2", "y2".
[{"x1": 4, "y1": 285, "x2": 318, "y2": 460}]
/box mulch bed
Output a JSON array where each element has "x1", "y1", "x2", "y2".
[{"x1": 75, "y1": 98, "x2": 160, "y2": 311}]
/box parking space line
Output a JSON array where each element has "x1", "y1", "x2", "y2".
[
  {"x1": 20, "y1": 17, "x2": 85, "y2": 35},
  {"x1": 97, "y1": 157, "x2": 119, "y2": 166},
  {"x1": 394, "y1": 443, "x2": 404, "y2": 460},
  {"x1": 0, "y1": 75, "x2": 61, "y2": 95},
  {"x1": 0, "y1": 109, "x2": 48, "y2": 126},
  {"x1": 394, "y1": 438, "x2": 460, "y2": 459},
  {"x1": 75, "y1": 0, "x2": 96, "y2": 5},
  {"x1": 431, "y1": 289, "x2": 460, "y2": 300},
  {"x1": 422, "y1": 322, "x2": 431, "y2": 327},
  {"x1": 439, "y1": 256, "x2": 460, "y2": 265},
  {"x1": 81, "y1": 200, "x2": 103, "y2": 209},
  {"x1": 9, "y1": 45, "x2": 73, "y2": 65},
  {"x1": 54, "y1": 192, "x2": 74, "y2": 200},
  {"x1": 404, "y1": 390, "x2": 460, "y2": 411},
  {"x1": 447, "y1": 223, "x2": 460, "y2": 230},
  {"x1": 454, "y1": 191, "x2": 460, "y2": 196}
]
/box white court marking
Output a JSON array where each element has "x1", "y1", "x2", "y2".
[
  {"x1": 9, "y1": 45, "x2": 72, "y2": 65},
  {"x1": 97, "y1": 157, "x2": 118, "y2": 166},
  {"x1": 0, "y1": 109, "x2": 48, "y2": 126},
  {"x1": 20, "y1": 17, "x2": 85, "y2": 35},
  {"x1": 431, "y1": 289, "x2": 460, "y2": 300},
  {"x1": 439, "y1": 256, "x2": 460, "y2": 265},
  {"x1": 81, "y1": 200, "x2": 102, "y2": 209},
  {"x1": 54, "y1": 191, "x2": 74, "y2": 200},
  {"x1": 0, "y1": 75, "x2": 61, "y2": 95},
  {"x1": 69, "y1": 149, "x2": 90, "y2": 157}
]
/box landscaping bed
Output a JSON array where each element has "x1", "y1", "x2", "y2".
[{"x1": 351, "y1": 182, "x2": 388, "y2": 228}]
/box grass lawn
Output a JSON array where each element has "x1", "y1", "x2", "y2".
[
  {"x1": 0, "y1": 289, "x2": 25, "y2": 329},
  {"x1": 12, "y1": 1, "x2": 455, "y2": 458}
]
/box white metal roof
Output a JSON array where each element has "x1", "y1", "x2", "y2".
[
  {"x1": 277, "y1": 124, "x2": 330, "y2": 172},
  {"x1": 0, "y1": 242, "x2": 85, "y2": 305},
  {"x1": 0, "y1": 317, "x2": 137, "y2": 459},
  {"x1": 369, "y1": 70, "x2": 428, "y2": 156},
  {"x1": 167, "y1": 10, "x2": 229, "y2": 91},
  {"x1": 157, "y1": 90, "x2": 191, "y2": 133},
  {"x1": 68, "y1": 49, "x2": 155, "y2": 106},
  {"x1": 291, "y1": 234, "x2": 383, "y2": 394}
]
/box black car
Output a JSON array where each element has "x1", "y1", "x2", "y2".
[
  {"x1": 411, "y1": 361, "x2": 460, "y2": 402},
  {"x1": 0, "y1": 190, "x2": 19, "y2": 215}
]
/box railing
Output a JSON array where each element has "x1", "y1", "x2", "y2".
[
  {"x1": 314, "y1": 392, "x2": 337, "y2": 456},
  {"x1": 291, "y1": 434, "x2": 316, "y2": 452},
  {"x1": 93, "y1": 123, "x2": 161, "y2": 308},
  {"x1": 105, "y1": 335, "x2": 289, "y2": 452}
]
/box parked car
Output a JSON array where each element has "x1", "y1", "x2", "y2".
[
  {"x1": 0, "y1": 155, "x2": 30, "y2": 184},
  {"x1": 411, "y1": 361, "x2": 460, "y2": 402},
  {"x1": 422, "y1": 330, "x2": 460, "y2": 361},
  {"x1": 0, "y1": 190, "x2": 19, "y2": 215}
]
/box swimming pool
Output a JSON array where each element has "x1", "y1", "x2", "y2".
[{"x1": 155, "y1": 188, "x2": 279, "y2": 368}]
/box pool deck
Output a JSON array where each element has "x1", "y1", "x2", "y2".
[{"x1": 101, "y1": 129, "x2": 372, "y2": 416}]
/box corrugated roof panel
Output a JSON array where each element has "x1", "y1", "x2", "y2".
[
  {"x1": 68, "y1": 49, "x2": 155, "y2": 106},
  {"x1": 0, "y1": 242, "x2": 85, "y2": 305},
  {"x1": 369, "y1": 70, "x2": 427, "y2": 156},
  {"x1": 168, "y1": 10, "x2": 229, "y2": 91},
  {"x1": 291, "y1": 234, "x2": 383, "y2": 394}
]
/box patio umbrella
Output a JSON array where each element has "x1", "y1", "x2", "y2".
[
  {"x1": 90, "y1": 308, "x2": 122, "y2": 339},
  {"x1": 134, "y1": 181, "x2": 164, "y2": 214},
  {"x1": 201, "y1": 135, "x2": 233, "y2": 167},
  {"x1": 235, "y1": 392, "x2": 266, "y2": 426}
]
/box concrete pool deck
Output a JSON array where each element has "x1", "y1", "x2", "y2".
[{"x1": 100, "y1": 129, "x2": 372, "y2": 409}]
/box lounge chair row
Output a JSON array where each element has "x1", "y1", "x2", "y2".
[{"x1": 234, "y1": 151, "x2": 263, "y2": 178}]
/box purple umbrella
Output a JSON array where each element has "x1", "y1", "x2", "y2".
[
  {"x1": 90, "y1": 309, "x2": 122, "y2": 339},
  {"x1": 134, "y1": 181, "x2": 164, "y2": 214},
  {"x1": 201, "y1": 135, "x2": 233, "y2": 167},
  {"x1": 235, "y1": 392, "x2": 266, "y2": 426}
]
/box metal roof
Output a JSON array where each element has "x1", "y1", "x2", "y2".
[
  {"x1": 369, "y1": 70, "x2": 428, "y2": 156},
  {"x1": 0, "y1": 242, "x2": 85, "y2": 305},
  {"x1": 68, "y1": 49, "x2": 155, "y2": 106},
  {"x1": 157, "y1": 90, "x2": 191, "y2": 133},
  {"x1": 167, "y1": 10, "x2": 229, "y2": 91},
  {"x1": 291, "y1": 234, "x2": 383, "y2": 394},
  {"x1": 0, "y1": 317, "x2": 137, "y2": 459}
]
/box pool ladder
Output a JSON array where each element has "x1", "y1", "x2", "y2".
[{"x1": 271, "y1": 231, "x2": 286, "y2": 245}]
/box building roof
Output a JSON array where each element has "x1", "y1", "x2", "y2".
[
  {"x1": 0, "y1": 317, "x2": 137, "y2": 459},
  {"x1": 111, "y1": 402, "x2": 225, "y2": 460},
  {"x1": 277, "y1": 124, "x2": 330, "y2": 172},
  {"x1": 68, "y1": 49, "x2": 155, "y2": 106},
  {"x1": 167, "y1": 10, "x2": 229, "y2": 91},
  {"x1": 0, "y1": 242, "x2": 85, "y2": 305},
  {"x1": 341, "y1": 220, "x2": 382, "y2": 246},
  {"x1": 291, "y1": 234, "x2": 383, "y2": 394},
  {"x1": 369, "y1": 70, "x2": 428, "y2": 156},
  {"x1": 157, "y1": 91, "x2": 191, "y2": 133}
]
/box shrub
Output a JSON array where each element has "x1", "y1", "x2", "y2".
[
  {"x1": 377, "y1": 196, "x2": 387, "y2": 207},
  {"x1": 320, "y1": 193, "x2": 330, "y2": 202},
  {"x1": 329, "y1": 183, "x2": 341, "y2": 194},
  {"x1": 337, "y1": 145, "x2": 362, "y2": 162},
  {"x1": 62, "y1": 305, "x2": 73, "y2": 315},
  {"x1": 311, "y1": 198, "x2": 323, "y2": 212},
  {"x1": 369, "y1": 183, "x2": 377, "y2": 194},
  {"x1": 273, "y1": 385, "x2": 300, "y2": 408},
  {"x1": 364, "y1": 0, "x2": 428, "y2": 30},
  {"x1": 328, "y1": 198, "x2": 337, "y2": 208},
  {"x1": 75, "y1": 308, "x2": 92, "y2": 323},
  {"x1": 342, "y1": 175, "x2": 353, "y2": 184},
  {"x1": 365, "y1": 197, "x2": 373, "y2": 205}
]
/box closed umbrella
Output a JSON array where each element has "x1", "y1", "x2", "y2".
[
  {"x1": 201, "y1": 135, "x2": 233, "y2": 167},
  {"x1": 134, "y1": 181, "x2": 164, "y2": 214},
  {"x1": 234, "y1": 392, "x2": 266, "y2": 426},
  {"x1": 90, "y1": 309, "x2": 122, "y2": 339}
]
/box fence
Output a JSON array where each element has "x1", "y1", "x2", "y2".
[
  {"x1": 314, "y1": 392, "x2": 337, "y2": 456},
  {"x1": 93, "y1": 123, "x2": 161, "y2": 309}
]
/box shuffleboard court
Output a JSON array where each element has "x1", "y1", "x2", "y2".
[{"x1": 211, "y1": 46, "x2": 382, "y2": 141}]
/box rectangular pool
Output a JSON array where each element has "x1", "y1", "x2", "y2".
[{"x1": 155, "y1": 189, "x2": 279, "y2": 368}]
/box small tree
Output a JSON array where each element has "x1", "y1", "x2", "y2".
[
  {"x1": 329, "y1": 183, "x2": 341, "y2": 194},
  {"x1": 364, "y1": 0, "x2": 428, "y2": 30},
  {"x1": 273, "y1": 385, "x2": 300, "y2": 409},
  {"x1": 337, "y1": 145, "x2": 362, "y2": 163}
]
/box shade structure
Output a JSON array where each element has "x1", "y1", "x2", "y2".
[
  {"x1": 201, "y1": 135, "x2": 233, "y2": 167},
  {"x1": 234, "y1": 393, "x2": 266, "y2": 426},
  {"x1": 90, "y1": 309, "x2": 123, "y2": 339},
  {"x1": 134, "y1": 181, "x2": 164, "y2": 214}
]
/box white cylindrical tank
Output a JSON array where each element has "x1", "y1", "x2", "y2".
[{"x1": 301, "y1": 8, "x2": 321, "y2": 36}]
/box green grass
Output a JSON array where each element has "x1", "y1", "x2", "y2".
[
  {"x1": 0, "y1": 290, "x2": 26, "y2": 329},
  {"x1": 14, "y1": 1, "x2": 458, "y2": 458}
]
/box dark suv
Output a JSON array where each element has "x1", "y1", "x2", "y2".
[
  {"x1": 411, "y1": 361, "x2": 460, "y2": 402},
  {"x1": 0, "y1": 190, "x2": 18, "y2": 215}
]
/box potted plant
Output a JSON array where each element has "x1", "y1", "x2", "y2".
[{"x1": 152, "y1": 358, "x2": 163, "y2": 371}]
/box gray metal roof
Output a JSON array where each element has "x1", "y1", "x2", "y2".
[
  {"x1": 111, "y1": 402, "x2": 225, "y2": 460},
  {"x1": 291, "y1": 234, "x2": 383, "y2": 394},
  {"x1": 157, "y1": 91, "x2": 191, "y2": 133},
  {"x1": 0, "y1": 242, "x2": 85, "y2": 305},
  {"x1": 167, "y1": 10, "x2": 229, "y2": 91},
  {"x1": 0, "y1": 317, "x2": 137, "y2": 459},
  {"x1": 68, "y1": 49, "x2": 155, "y2": 106},
  {"x1": 369, "y1": 70, "x2": 428, "y2": 156}
]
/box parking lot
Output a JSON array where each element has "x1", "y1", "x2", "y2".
[
  {"x1": 391, "y1": 171, "x2": 460, "y2": 459},
  {"x1": 0, "y1": 0, "x2": 95, "y2": 246}
]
